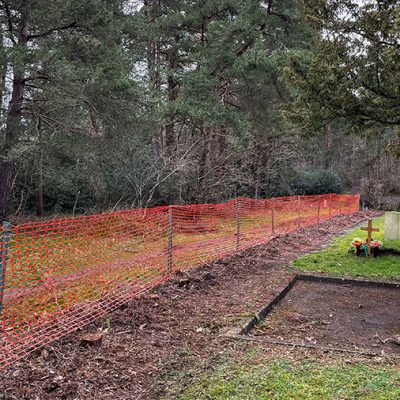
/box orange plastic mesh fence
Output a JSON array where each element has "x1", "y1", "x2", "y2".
[{"x1": 0, "y1": 194, "x2": 359, "y2": 367}]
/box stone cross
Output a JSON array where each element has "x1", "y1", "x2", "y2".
[{"x1": 361, "y1": 219, "x2": 380, "y2": 256}]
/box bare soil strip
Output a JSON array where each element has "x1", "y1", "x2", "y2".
[{"x1": 249, "y1": 278, "x2": 400, "y2": 356}]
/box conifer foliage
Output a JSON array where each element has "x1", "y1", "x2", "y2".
[{"x1": 0, "y1": 1, "x2": 399, "y2": 217}]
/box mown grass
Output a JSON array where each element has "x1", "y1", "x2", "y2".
[
  {"x1": 293, "y1": 216, "x2": 400, "y2": 279},
  {"x1": 177, "y1": 353, "x2": 400, "y2": 400}
]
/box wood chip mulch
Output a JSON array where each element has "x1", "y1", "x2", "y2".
[{"x1": 0, "y1": 211, "x2": 382, "y2": 400}]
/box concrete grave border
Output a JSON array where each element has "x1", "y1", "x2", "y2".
[
  {"x1": 230, "y1": 274, "x2": 400, "y2": 357},
  {"x1": 239, "y1": 274, "x2": 400, "y2": 336}
]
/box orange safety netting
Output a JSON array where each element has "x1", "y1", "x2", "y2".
[{"x1": 0, "y1": 194, "x2": 359, "y2": 368}]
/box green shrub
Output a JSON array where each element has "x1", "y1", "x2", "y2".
[{"x1": 291, "y1": 169, "x2": 342, "y2": 195}]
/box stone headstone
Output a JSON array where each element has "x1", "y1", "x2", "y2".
[{"x1": 384, "y1": 212, "x2": 400, "y2": 241}]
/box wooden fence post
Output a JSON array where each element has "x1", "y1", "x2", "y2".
[
  {"x1": 167, "y1": 207, "x2": 173, "y2": 275},
  {"x1": 271, "y1": 207, "x2": 275, "y2": 235},
  {"x1": 236, "y1": 199, "x2": 241, "y2": 251},
  {"x1": 297, "y1": 196, "x2": 301, "y2": 228}
]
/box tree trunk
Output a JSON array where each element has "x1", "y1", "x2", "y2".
[
  {"x1": 0, "y1": 31, "x2": 7, "y2": 119},
  {"x1": 164, "y1": 48, "x2": 179, "y2": 152},
  {"x1": 5, "y1": 19, "x2": 28, "y2": 145},
  {"x1": 254, "y1": 162, "x2": 261, "y2": 199},
  {"x1": 324, "y1": 124, "x2": 332, "y2": 170},
  {"x1": 0, "y1": 158, "x2": 13, "y2": 220},
  {"x1": 35, "y1": 118, "x2": 44, "y2": 217},
  {"x1": 197, "y1": 127, "x2": 211, "y2": 201},
  {"x1": 0, "y1": 19, "x2": 28, "y2": 218},
  {"x1": 145, "y1": 0, "x2": 164, "y2": 163}
]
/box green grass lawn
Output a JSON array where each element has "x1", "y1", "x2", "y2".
[
  {"x1": 177, "y1": 354, "x2": 400, "y2": 400},
  {"x1": 293, "y1": 216, "x2": 400, "y2": 279}
]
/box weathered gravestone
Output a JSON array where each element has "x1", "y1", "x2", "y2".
[{"x1": 384, "y1": 212, "x2": 400, "y2": 241}]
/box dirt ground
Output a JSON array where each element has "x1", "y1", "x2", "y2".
[
  {"x1": 0, "y1": 211, "x2": 390, "y2": 400},
  {"x1": 251, "y1": 280, "x2": 400, "y2": 355}
]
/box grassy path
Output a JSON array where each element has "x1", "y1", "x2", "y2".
[{"x1": 178, "y1": 354, "x2": 400, "y2": 400}]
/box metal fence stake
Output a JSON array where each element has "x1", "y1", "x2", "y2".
[
  {"x1": 0, "y1": 222, "x2": 11, "y2": 313},
  {"x1": 167, "y1": 207, "x2": 173, "y2": 275},
  {"x1": 236, "y1": 199, "x2": 241, "y2": 251}
]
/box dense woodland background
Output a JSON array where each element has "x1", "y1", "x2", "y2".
[{"x1": 0, "y1": 0, "x2": 399, "y2": 220}]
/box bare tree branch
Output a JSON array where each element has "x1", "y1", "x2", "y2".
[
  {"x1": 27, "y1": 21, "x2": 77, "y2": 40},
  {"x1": 266, "y1": 0, "x2": 290, "y2": 22}
]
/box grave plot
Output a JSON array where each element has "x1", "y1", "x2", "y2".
[{"x1": 248, "y1": 277, "x2": 400, "y2": 355}]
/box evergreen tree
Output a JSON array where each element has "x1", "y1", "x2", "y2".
[
  {"x1": 0, "y1": 0, "x2": 132, "y2": 217},
  {"x1": 285, "y1": 0, "x2": 400, "y2": 130}
]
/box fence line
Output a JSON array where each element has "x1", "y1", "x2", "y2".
[{"x1": 0, "y1": 193, "x2": 359, "y2": 368}]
